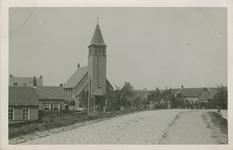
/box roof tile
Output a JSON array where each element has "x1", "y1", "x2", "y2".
[
  {"x1": 9, "y1": 86, "x2": 38, "y2": 105},
  {"x1": 37, "y1": 86, "x2": 64, "y2": 100},
  {"x1": 64, "y1": 66, "x2": 88, "y2": 88}
]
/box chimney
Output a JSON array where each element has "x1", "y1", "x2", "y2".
[
  {"x1": 9, "y1": 74, "x2": 13, "y2": 78},
  {"x1": 60, "y1": 84, "x2": 63, "y2": 88},
  {"x1": 181, "y1": 85, "x2": 184, "y2": 89},
  {"x1": 156, "y1": 87, "x2": 158, "y2": 90},
  {"x1": 77, "y1": 63, "x2": 80, "y2": 69},
  {"x1": 40, "y1": 75, "x2": 43, "y2": 79},
  {"x1": 144, "y1": 88, "x2": 147, "y2": 91},
  {"x1": 33, "y1": 76, "x2": 37, "y2": 87}
]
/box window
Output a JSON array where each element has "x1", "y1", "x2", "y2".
[
  {"x1": 53, "y1": 104, "x2": 60, "y2": 110},
  {"x1": 24, "y1": 83, "x2": 27, "y2": 86},
  {"x1": 13, "y1": 83, "x2": 18, "y2": 86},
  {"x1": 22, "y1": 108, "x2": 29, "y2": 120},
  {"x1": 8, "y1": 108, "x2": 14, "y2": 120},
  {"x1": 43, "y1": 104, "x2": 51, "y2": 110}
]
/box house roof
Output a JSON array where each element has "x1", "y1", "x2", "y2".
[
  {"x1": 170, "y1": 88, "x2": 181, "y2": 95},
  {"x1": 207, "y1": 87, "x2": 215, "y2": 92},
  {"x1": 89, "y1": 23, "x2": 106, "y2": 47},
  {"x1": 180, "y1": 88, "x2": 206, "y2": 97},
  {"x1": 208, "y1": 88, "x2": 217, "y2": 100},
  {"x1": 36, "y1": 86, "x2": 64, "y2": 100},
  {"x1": 9, "y1": 76, "x2": 43, "y2": 86},
  {"x1": 134, "y1": 90, "x2": 151, "y2": 99},
  {"x1": 64, "y1": 66, "x2": 88, "y2": 88},
  {"x1": 9, "y1": 86, "x2": 38, "y2": 105}
]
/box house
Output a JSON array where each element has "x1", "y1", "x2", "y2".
[
  {"x1": 207, "y1": 88, "x2": 218, "y2": 108},
  {"x1": 180, "y1": 87, "x2": 210, "y2": 104},
  {"x1": 36, "y1": 86, "x2": 65, "y2": 110},
  {"x1": 134, "y1": 89, "x2": 150, "y2": 101},
  {"x1": 171, "y1": 86, "x2": 211, "y2": 104},
  {"x1": 9, "y1": 75, "x2": 43, "y2": 87},
  {"x1": 9, "y1": 86, "x2": 39, "y2": 121},
  {"x1": 64, "y1": 22, "x2": 113, "y2": 114}
]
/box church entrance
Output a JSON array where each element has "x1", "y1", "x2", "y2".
[{"x1": 95, "y1": 96, "x2": 104, "y2": 112}]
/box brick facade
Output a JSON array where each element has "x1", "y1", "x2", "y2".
[{"x1": 9, "y1": 105, "x2": 38, "y2": 121}]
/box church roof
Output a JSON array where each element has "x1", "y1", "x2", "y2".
[
  {"x1": 64, "y1": 66, "x2": 88, "y2": 88},
  {"x1": 89, "y1": 23, "x2": 106, "y2": 46}
]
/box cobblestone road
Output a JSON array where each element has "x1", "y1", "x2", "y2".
[{"x1": 21, "y1": 109, "x2": 190, "y2": 145}]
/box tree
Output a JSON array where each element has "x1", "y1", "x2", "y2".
[
  {"x1": 214, "y1": 85, "x2": 228, "y2": 109},
  {"x1": 161, "y1": 89, "x2": 173, "y2": 107},
  {"x1": 103, "y1": 82, "x2": 135, "y2": 111},
  {"x1": 120, "y1": 82, "x2": 135, "y2": 107},
  {"x1": 175, "y1": 93, "x2": 185, "y2": 108}
]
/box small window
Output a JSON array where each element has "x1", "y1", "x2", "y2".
[
  {"x1": 43, "y1": 104, "x2": 51, "y2": 110},
  {"x1": 53, "y1": 104, "x2": 60, "y2": 110},
  {"x1": 22, "y1": 108, "x2": 29, "y2": 120},
  {"x1": 8, "y1": 108, "x2": 14, "y2": 120},
  {"x1": 13, "y1": 83, "x2": 18, "y2": 86},
  {"x1": 24, "y1": 83, "x2": 27, "y2": 86}
]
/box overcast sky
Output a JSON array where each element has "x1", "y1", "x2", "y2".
[{"x1": 9, "y1": 7, "x2": 227, "y2": 90}]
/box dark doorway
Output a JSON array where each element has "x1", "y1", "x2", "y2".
[{"x1": 95, "y1": 96, "x2": 104, "y2": 112}]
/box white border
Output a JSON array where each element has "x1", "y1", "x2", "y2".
[{"x1": 1, "y1": 0, "x2": 233, "y2": 150}]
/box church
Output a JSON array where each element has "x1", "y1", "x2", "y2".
[{"x1": 63, "y1": 22, "x2": 113, "y2": 114}]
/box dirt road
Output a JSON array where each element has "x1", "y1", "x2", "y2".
[{"x1": 159, "y1": 110, "x2": 226, "y2": 144}]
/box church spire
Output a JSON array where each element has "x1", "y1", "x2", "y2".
[{"x1": 89, "y1": 22, "x2": 106, "y2": 47}]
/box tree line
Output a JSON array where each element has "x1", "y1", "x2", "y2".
[{"x1": 67, "y1": 82, "x2": 228, "y2": 111}]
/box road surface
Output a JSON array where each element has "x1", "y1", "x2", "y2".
[
  {"x1": 18, "y1": 109, "x2": 189, "y2": 145},
  {"x1": 159, "y1": 110, "x2": 227, "y2": 144}
]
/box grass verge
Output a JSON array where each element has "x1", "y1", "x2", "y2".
[{"x1": 206, "y1": 111, "x2": 228, "y2": 134}]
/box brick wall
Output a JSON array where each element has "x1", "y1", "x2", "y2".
[{"x1": 9, "y1": 105, "x2": 38, "y2": 121}]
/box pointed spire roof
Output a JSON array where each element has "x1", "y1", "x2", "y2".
[{"x1": 89, "y1": 23, "x2": 106, "y2": 47}]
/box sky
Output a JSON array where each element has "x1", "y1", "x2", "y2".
[{"x1": 9, "y1": 7, "x2": 227, "y2": 90}]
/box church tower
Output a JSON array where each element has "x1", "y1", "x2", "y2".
[{"x1": 87, "y1": 22, "x2": 107, "y2": 114}]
